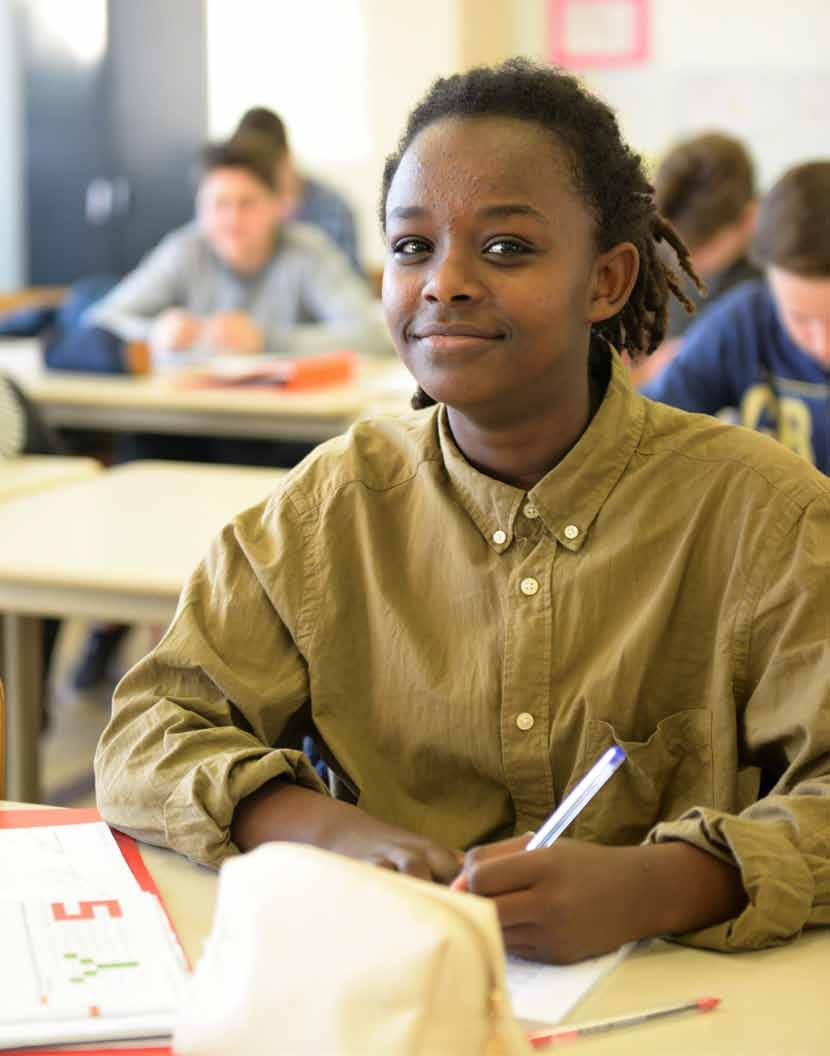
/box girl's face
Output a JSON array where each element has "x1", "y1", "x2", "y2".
[
  {"x1": 382, "y1": 116, "x2": 630, "y2": 420},
  {"x1": 768, "y1": 267, "x2": 830, "y2": 368}
]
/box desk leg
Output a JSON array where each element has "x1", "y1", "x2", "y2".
[{"x1": 2, "y1": 613, "x2": 42, "y2": 802}]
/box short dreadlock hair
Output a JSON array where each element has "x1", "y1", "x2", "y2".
[{"x1": 380, "y1": 59, "x2": 701, "y2": 407}]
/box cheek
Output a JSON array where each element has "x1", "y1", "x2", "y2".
[{"x1": 382, "y1": 270, "x2": 419, "y2": 338}]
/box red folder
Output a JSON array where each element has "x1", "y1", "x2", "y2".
[{"x1": 0, "y1": 807, "x2": 174, "y2": 1056}]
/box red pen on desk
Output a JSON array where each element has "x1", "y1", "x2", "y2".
[{"x1": 526, "y1": 996, "x2": 721, "y2": 1047}]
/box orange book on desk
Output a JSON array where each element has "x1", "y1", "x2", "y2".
[{"x1": 177, "y1": 347, "x2": 358, "y2": 391}]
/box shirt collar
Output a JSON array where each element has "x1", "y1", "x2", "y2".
[{"x1": 437, "y1": 349, "x2": 645, "y2": 553}]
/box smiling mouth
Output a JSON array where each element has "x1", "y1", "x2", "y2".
[
  {"x1": 411, "y1": 324, "x2": 506, "y2": 350},
  {"x1": 415, "y1": 334, "x2": 503, "y2": 351}
]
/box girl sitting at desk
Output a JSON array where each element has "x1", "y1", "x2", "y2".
[{"x1": 96, "y1": 60, "x2": 830, "y2": 965}]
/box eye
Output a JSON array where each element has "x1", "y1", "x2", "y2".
[
  {"x1": 484, "y1": 238, "x2": 534, "y2": 258},
  {"x1": 392, "y1": 237, "x2": 432, "y2": 257}
]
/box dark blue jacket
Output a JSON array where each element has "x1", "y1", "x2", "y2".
[
  {"x1": 643, "y1": 280, "x2": 830, "y2": 474},
  {"x1": 0, "y1": 275, "x2": 126, "y2": 374}
]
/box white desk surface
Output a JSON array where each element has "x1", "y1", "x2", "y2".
[
  {"x1": 3, "y1": 803, "x2": 828, "y2": 1053},
  {"x1": 0, "y1": 461, "x2": 285, "y2": 800},
  {"x1": 0, "y1": 454, "x2": 101, "y2": 502},
  {"x1": 0, "y1": 459, "x2": 284, "y2": 622},
  {"x1": 0, "y1": 339, "x2": 413, "y2": 442},
  {"x1": 123, "y1": 854, "x2": 830, "y2": 1055}
]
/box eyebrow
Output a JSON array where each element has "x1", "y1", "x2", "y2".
[{"x1": 386, "y1": 203, "x2": 547, "y2": 223}]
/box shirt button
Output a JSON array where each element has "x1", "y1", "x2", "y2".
[
  {"x1": 516, "y1": 712, "x2": 535, "y2": 731},
  {"x1": 523, "y1": 503, "x2": 539, "y2": 519},
  {"x1": 520, "y1": 577, "x2": 539, "y2": 596},
  {"x1": 564, "y1": 524, "x2": 579, "y2": 540},
  {"x1": 492, "y1": 529, "x2": 507, "y2": 545}
]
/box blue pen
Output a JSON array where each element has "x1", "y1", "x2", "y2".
[
  {"x1": 451, "y1": 745, "x2": 626, "y2": 890},
  {"x1": 526, "y1": 745, "x2": 627, "y2": 850}
]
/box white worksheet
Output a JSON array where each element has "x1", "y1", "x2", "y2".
[
  {"x1": 0, "y1": 821, "x2": 141, "y2": 901},
  {"x1": 0, "y1": 892, "x2": 187, "y2": 1049},
  {"x1": 506, "y1": 943, "x2": 634, "y2": 1026}
]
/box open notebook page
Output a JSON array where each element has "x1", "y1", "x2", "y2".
[{"x1": 507, "y1": 943, "x2": 634, "y2": 1026}]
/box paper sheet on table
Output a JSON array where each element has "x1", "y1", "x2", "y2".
[
  {"x1": 0, "y1": 822, "x2": 142, "y2": 901},
  {"x1": 0, "y1": 892, "x2": 187, "y2": 1050},
  {"x1": 506, "y1": 943, "x2": 633, "y2": 1026},
  {"x1": 0, "y1": 818, "x2": 185, "y2": 1052}
]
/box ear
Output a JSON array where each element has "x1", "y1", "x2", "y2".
[{"x1": 586, "y1": 242, "x2": 640, "y2": 324}]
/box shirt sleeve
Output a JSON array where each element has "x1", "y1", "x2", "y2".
[
  {"x1": 85, "y1": 231, "x2": 189, "y2": 342},
  {"x1": 94, "y1": 490, "x2": 328, "y2": 868},
  {"x1": 647, "y1": 492, "x2": 830, "y2": 950},
  {"x1": 641, "y1": 299, "x2": 744, "y2": 413},
  {"x1": 264, "y1": 231, "x2": 393, "y2": 359}
]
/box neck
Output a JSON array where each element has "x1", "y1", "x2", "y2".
[{"x1": 446, "y1": 366, "x2": 598, "y2": 491}]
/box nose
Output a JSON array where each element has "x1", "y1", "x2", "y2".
[{"x1": 422, "y1": 247, "x2": 486, "y2": 304}]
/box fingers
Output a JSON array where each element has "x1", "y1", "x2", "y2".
[
  {"x1": 383, "y1": 846, "x2": 433, "y2": 881},
  {"x1": 466, "y1": 845, "x2": 540, "y2": 897},
  {"x1": 427, "y1": 846, "x2": 466, "y2": 885},
  {"x1": 465, "y1": 835, "x2": 530, "y2": 868},
  {"x1": 488, "y1": 889, "x2": 538, "y2": 928},
  {"x1": 374, "y1": 842, "x2": 460, "y2": 883}
]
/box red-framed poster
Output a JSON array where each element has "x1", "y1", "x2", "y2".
[{"x1": 548, "y1": 0, "x2": 650, "y2": 68}]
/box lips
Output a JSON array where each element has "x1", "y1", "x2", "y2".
[{"x1": 412, "y1": 321, "x2": 505, "y2": 340}]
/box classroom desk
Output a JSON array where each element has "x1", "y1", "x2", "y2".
[
  {"x1": 94, "y1": 863, "x2": 830, "y2": 1054},
  {"x1": 0, "y1": 454, "x2": 100, "y2": 503},
  {"x1": 0, "y1": 460, "x2": 285, "y2": 802},
  {"x1": 0, "y1": 339, "x2": 410, "y2": 443},
  {"x1": 5, "y1": 800, "x2": 828, "y2": 1054}
]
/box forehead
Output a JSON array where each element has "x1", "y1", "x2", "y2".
[
  {"x1": 201, "y1": 167, "x2": 270, "y2": 198},
  {"x1": 386, "y1": 116, "x2": 583, "y2": 218}
]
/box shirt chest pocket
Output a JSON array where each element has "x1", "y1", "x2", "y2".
[{"x1": 568, "y1": 709, "x2": 714, "y2": 846}]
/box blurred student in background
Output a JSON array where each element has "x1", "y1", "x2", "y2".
[
  {"x1": 87, "y1": 135, "x2": 387, "y2": 364},
  {"x1": 632, "y1": 133, "x2": 759, "y2": 385},
  {"x1": 235, "y1": 106, "x2": 362, "y2": 274},
  {"x1": 644, "y1": 161, "x2": 830, "y2": 474},
  {"x1": 658, "y1": 133, "x2": 759, "y2": 338},
  {"x1": 72, "y1": 134, "x2": 391, "y2": 690}
]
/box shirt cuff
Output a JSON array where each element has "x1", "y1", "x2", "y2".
[
  {"x1": 162, "y1": 747, "x2": 328, "y2": 868},
  {"x1": 646, "y1": 806, "x2": 815, "y2": 951}
]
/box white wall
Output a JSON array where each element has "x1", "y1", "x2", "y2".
[
  {"x1": 206, "y1": 0, "x2": 460, "y2": 271},
  {"x1": 515, "y1": 0, "x2": 830, "y2": 188},
  {"x1": 0, "y1": 0, "x2": 24, "y2": 289},
  {"x1": 1, "y1": 1, "x2": 828, "y2": 287}
]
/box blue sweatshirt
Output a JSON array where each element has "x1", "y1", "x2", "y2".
[{"x1": 643, "y1": 280, "x2": 830, "y2": 474}]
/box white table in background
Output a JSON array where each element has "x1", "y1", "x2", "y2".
[
  {"x1": 0, "y1": 339, "x2": 407, "y2": 443},
  {"x1": 0, "y1": 454, "x2": 100, "y2": 503},
  {"x1": 0, "y1": 461, "x2": 284, "y2": 801}
]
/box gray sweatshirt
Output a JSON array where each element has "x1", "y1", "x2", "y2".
[{"x1": 88, "y1": 221, "x2": 393, "y2": 359}]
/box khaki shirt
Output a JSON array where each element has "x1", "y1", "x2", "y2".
[{"x1": 96, "y1": 350, "x2": 830, "y2": 952}]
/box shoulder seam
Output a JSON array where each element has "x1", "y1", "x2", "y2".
[{"x1": 633, "y1": 440, "x2": 829, "y2": 514}]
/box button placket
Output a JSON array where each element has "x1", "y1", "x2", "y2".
[{"x1": 500, "y1": 536, "x2": 556, "y2": 822}]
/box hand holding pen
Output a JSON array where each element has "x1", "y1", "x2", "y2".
[{"x1": 451, "y1": 746, "x2": 663, "y2": 964}]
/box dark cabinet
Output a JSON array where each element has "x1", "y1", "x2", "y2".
[{"x1": 18, "y1": 0, "x2": 207, "y2": 284}]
